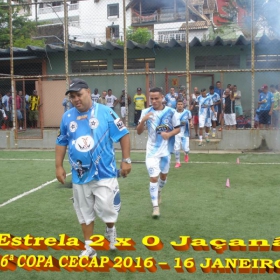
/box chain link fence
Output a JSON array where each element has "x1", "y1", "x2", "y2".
[{"x1": 0, "y1": 0, "x2": 280, "y2": 140}]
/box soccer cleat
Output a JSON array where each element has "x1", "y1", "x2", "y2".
[
  {"x1": 198, "y1": 141, "x2": 202, "y2": 146},
  {"x1": 184, "y1": 154, "x2": 189, "y2": 163},
  {"x1": 79, "y1": 247, "x2": 97, "y2": 258},
  {"x1": 152, "y1": 206, "x2": 160, "y2": 218},
  {"x1": 105, "y1": 227, "x2": 117, "y2": 250},
  {"x1": 158, "y1": 191, "x2": 162, "y2": 204},
  {"x1": 175, "y1": 162, "x2": 181, "y2": 168},
  {"x1": 212, "y1": 133, "x2": 216, "y2": 138}
]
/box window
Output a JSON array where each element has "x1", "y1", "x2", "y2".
[
  {"x1": 247, "y1": 55, "x2": 280, "y2": 69},
  {"x1": 195, "y1": 55, "x2": 240, "y2": 70},
  {"x1": 107, "y1": 3, "x2": 119, "y2": 17},
  {"x1": 71, "y1": 60, "x2": 107, "y2": 73},
  {"x1": 113, "y1": 58, "x2": 155, "y2": 71}
]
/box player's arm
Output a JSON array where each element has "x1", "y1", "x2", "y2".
[
  {"x1": 113, "y1": 96, "x2": 119, "y2": 107},
  {"x1": 269, "y1": 96, "x2": 274, "y2": 115},
  {"x1": 119, "y1": 134, "x2": 131, "y2": 177},
  {"x1": 55, "y1": 145, "x2": 67, "y2": 184},
  {"x1": 137, "y1": 112, "x2": 152, "y2": 135},
  {"x1": 161, "y1": 126, "x2": 180, "y2": 140}
]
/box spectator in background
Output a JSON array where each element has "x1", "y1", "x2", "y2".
[
  {"x1": 91, "y1": 88, "x2": 100, "y2": 103},
  {"x1": 98, "y1": 90, "x2": 107, "y2": 105},
  {"x1": 270, "y1": 85, "x2": 280, "y2": 129},
  {"x1": 190, "y1": 90, "x2": 200, "y2": 138},
  {"x1": 29, "y1": 90, "x2": 40, "y2": 129},
  {"x1": 10, "y1": 91, "x2": 23, "y2": 130},
  {"x1": 191, "y1": 86, "x2": 199, "y2": 101},
  {"x1": 214, "y1": 81, "x2": 224, "y2": 130},
  {"x1": 223, "y1": 88, "x2": 236, "y2": 130},
  {"x1": 133, "y1": 87, "x2": 146, "y2": 125},
  {"x1": 25, "y1": 91, "x2": 30, "y2": 128},
  {"x1": 233, "y1": 85, "x2": 243, "y2": 118},
  {"x1": 163, "y1": 87, "x2": 178, "y2": 109},
  {"x1": 62, "y1": 93, "x2": 73, "y2": 112},
  {"x1": 258, "y1": 84, "x2": 274, "y2": 129},
  {"x1": 2, "y1": 91, "x2": 11, "y2": 129},
  {"x1": 105, "y1": 89, "x2": 118, "y2": 111},
  {"x1": 119, "y1": 89, "x2": 131, "y2": 124}
]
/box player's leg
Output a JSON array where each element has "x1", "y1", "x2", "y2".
[
  {"x1": 94, "y1": 178, "x2": 120, "y2": 250},
  {"x1": 174, "y1": 134, "x2": 181, "y2": 168},
  {"x1": 146, "y1": 156, "x2": 161, "y2": 217},
  {"x1": 198, "y1": 114, "x2": 206, "y2": 145},
  {"x1": 182, "y1": 136, "x2": 190, "y2": 163},
  {"x1": 72, "y1": 182, "x2": 97, "y2": 258},
  {"x1": 211, "y1": 110, "x2": 217, "y2": 137}
]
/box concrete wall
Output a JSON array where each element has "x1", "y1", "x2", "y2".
[{"x1": 0, "y1": 129, "x2": 279, "y2": 152}]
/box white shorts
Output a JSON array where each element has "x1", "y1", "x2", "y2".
[
  {"x1": 121, "y1": 107, "x2": 126, "y2": 118},
  {"x1": 199, "y1": 114, "x2": 211, "y2": 128},
  {"x1": 224, "y1": 113, "x2": 237, "y2": 126},
  {"x1": 211, "y1": 111, "x2": 217, "y2": 121},
  {"x1": 146, "y1": 155, "x2": 171, "y2": 177},
  {"x1": 174, "y1": 135, "x2": 189, "y2": 153},
  {"x1": 73, "y1": 178, "x2": 120, "y2": 225}
]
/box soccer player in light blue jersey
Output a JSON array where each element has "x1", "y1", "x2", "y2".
[
  {"x1": 197, "y1": 88, "x2": 215, "y2": 146},
  {"x1": 137, "y1": 87, "x2": 180, "y2": 218},
  {"x1": 207, "y1": 85, "x2": 221, "y2": 138},
  {"x1": 163, "y1": 87, "x2": 179, "y2": 109},
  {"x1": 174, "y1": 100, "x2": 192, "y2": 168},
  {"x1": 56, "y1": 78, "x2": 131, "y2": 258}
]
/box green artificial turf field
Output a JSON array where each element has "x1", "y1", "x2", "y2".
[{"x1": 0, "y1": 151, "x2": 280, "y2": 280}]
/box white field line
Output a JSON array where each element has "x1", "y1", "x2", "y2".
[
  {"x1": 1, "y1": 158, "x2": 280, "y2": 165},
  {"x1": 0, "y1": 158, "x2": 279, "y2": 208},
  {"x1": 0, "y1": 172, "x2": 71, "y2": 208}
]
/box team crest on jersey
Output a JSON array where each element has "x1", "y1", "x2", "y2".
[
  {"x1": 89, "y1": 118, "x2": 99, "y2": 129},
  {"x1": 114, "y1": 119, "x2": 125, "y2": 131},
  {"x1": 69, "y1": 121, "x2": 78, "y2": 132},
  {"x1": 163, "y1": 118, "x2": 169, "y2": 124},
  {"x1": 75, "y1": 136, "x2": 94, "y2": 152}
]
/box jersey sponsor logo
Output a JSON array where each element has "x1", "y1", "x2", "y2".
[
  {"x1": 77, "y1": 115, "x2": 87, "y2": 120},
  {"x1": 114, "y1": 119, "x2": 125, "y2": 131},
  {"x1": 89, "y1": 118, "x2": 99, "y2": 129},
  {"x1": 156, "y1": 124, "x2": 169, "y2": 134},
  {"x1": 69, "y1": 121, "x2": 78, "y2": 132},
  {"x1": 75, "y1": 136, "x2": 94, "y2": 152}
]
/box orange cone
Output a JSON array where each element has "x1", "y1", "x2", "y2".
[
  {"x1": 236, "y1": 158, "x2": 240, "y2": 164},
  {"x1": 226, "y1": 178, "x2": 230, "y2": 188}
]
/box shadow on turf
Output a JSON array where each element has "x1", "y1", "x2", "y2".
[{"x1": 56, "y1": 181, "x2": 73, "y2": 189}]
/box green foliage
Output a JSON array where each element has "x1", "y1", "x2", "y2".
[
  {"x1": 126, "y1": 26, "x2": 152, "y2": 44},
  {"x1": 0, "y1": 4, "x2": 43, "y2": 49}
]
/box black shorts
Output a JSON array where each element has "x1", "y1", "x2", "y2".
[{"x1": 259, "y1": 110, "x2": 271, "y2": 124}]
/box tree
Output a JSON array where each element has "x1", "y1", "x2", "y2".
[
  {"x1": 117, "y1": 27, "x2": 152, "y2": 45},
  {"x1": 236, "y1": 0, "x2": 280, "y2": 38},
  {"x1": 0, "y1": 3, "x2": 44, "y2": 49}
]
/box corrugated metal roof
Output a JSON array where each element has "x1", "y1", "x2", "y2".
[{"x1": 0, "y1": 35, "x2": 279, "y2": 57}]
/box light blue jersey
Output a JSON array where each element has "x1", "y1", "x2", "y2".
[
  {"x1": 164, "y1": 92, "x2": 178, "y2": 108},
  {"x1": 207, "y1": 92, "x2": 220, "y2": 112},
  {"x1": 197, "y1": 95, "x2": 213, "y2": 118},
  {"x1": 259, "y1": 91, "x2": 274, "y2": 111},
  {"x1": 56, "y1": 103, "x2": 129, "y2": 184},
  {"x1": 178, "y1": 109, "x2": 192, "y2": 137},
  {"x1": 139, "y1": 106, "x2": 180, "y2": 157}
]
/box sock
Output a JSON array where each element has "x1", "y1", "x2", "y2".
[
  {"x1": 184, "y1": 151, "x2": 189, "y2": 155},
  {"x1": 149, "y1": 182, "x2": 158, "y2": 207},
  {"x1": 199, "y1": 135, "x2": 202, "y2": 141},
  {"x1": 106, "y1": 226, "x2": 115, "y2": 232},
  {"x1": 205, "y1": 132, "x2": 209, "y2": 138},
  {"x1": 175, "y1": 151, "x2": 180, "y2": 163},
  {"x1": 158, "y1": 178, "x2": 166, "y2": 191},
  {"x1": 213, "y1": 128, "x2": 216, "y2": 133},
  {"x1": 85, "y1": 240, "x2": 93, "y2": 250}
]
